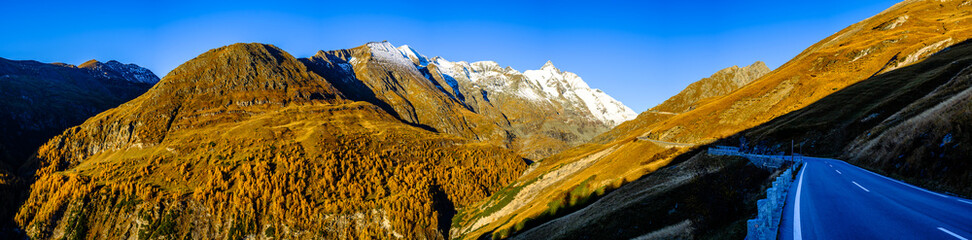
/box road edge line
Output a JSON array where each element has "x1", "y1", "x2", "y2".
[
  {"x1": 850, "y1": 162, "x2": 972, "y2": 205},
  {"x1": 794, "y1": 162, "x2": 807, "y2": 240},
  {"x1": 852, "y1": 181, "x2": 871, "y2": 192},
  {"x1": 938, "y1": 227, "x2": 969, "y2": 240}
]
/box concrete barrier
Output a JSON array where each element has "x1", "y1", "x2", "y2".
[
  {"x1": 708, "y1": 146, "x2": 803, "y2": 170},
  {"x1": 740, "y1": 160, "x2": 800, "y2": 240}
]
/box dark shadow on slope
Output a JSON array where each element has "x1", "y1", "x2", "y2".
[
  {"x1": 420, "y1": 67, "x2": 469, "y2": 108},
  {"x1": 299, "y1": 57, "x2": 439, "y2": 133},
  {"x1": 724, "y1": 39, "x2": 972, "y2": 197},
  {"x1": 0, "y1": 58, "x2": 154, "y2": 240},
  {"x1": 431, "y1": 185, "x2": 457, "y2": 239},
  {"x1": 504, "y1": 149, "x2": 771, "y2": 240},
  {"x1": 420, "y1": 64, "x2": 481, "y2": 113},
  {"x1": 732, "y1": 39, "x2": 972, "y2": 156},
  {"x1": 491, "y1": 39, "x2": 972, "y2": 240}
]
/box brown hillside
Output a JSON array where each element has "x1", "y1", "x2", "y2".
[
  {"x1": 651, "y1": 0, "x2": 970, "y2": 144},
  {"x1": 734, "y1": 38, "x2": 972, "y2": 197},
  {"x1": 16, "y1": 43, "x2": 527, "y2": 239}
]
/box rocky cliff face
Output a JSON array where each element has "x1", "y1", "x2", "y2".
[
  {"x1": 652, "y1": 61, "x2": 769, "y2": 114},
  {"x1": 79, "y1": 60, "x2": 160, "y2": 84},
  {"x1": 303, "y1": 41, "x2": 635, "y2": 159}
]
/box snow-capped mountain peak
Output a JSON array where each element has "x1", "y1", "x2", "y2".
[
  {"x1": 386, "y1": 43, "x2": 635, "y2": 126},
  {"x1": 353, "y1": 41, "x2": 636, "y2": 126},
  {"x1": 365, "y1": 41, "x2": 415, "y2": 67},
  {"x1": 522, "y1": 61, "x2": 633, "y2": 125},
  {"x1": 103, "y1": 60, "x2": 160, "y2": 84},
  {"x1": 397, "y1": 44, "x2": 429, "y2": 67},
  {"x1": 541, "y1": 60, "x2": 558, "y2": 71}
]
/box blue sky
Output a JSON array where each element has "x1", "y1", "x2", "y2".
[{"x1": 0, "y1": 0, "x2": 900, "y2": 111}]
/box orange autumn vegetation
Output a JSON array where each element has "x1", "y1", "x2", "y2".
[{"x1": 16, "y1": 43, "x2": 527, "y2": 240}]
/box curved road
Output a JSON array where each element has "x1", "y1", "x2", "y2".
[{"x1": 779, "y1": 157, "x2": 972, "y2": 239}]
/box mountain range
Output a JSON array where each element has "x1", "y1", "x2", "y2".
[
  {"x1": 6, "y1": 41, "x2": 634, "y2": 239},
  {"x1": 303, "y1": 41, "x2": 635, "y2": 160},
  {"x1": 4, "y1": 0, "x2": 972, "y2": 239}
]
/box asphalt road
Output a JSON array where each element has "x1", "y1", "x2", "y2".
[{"x1": 779, "y1": 157, "x2": 972, "y2": 240}]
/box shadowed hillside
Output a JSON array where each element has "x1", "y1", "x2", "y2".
[
  {"x1": 737, "y1": 39, "x2": 972, "y2": 197},
  {"x1": 453, "y1": 1, "x2": 972, "y2": 239},
  {"x1": 0, "y1": 57, "x2": 156, "y2": 237}
]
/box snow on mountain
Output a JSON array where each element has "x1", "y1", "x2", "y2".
[
  {"x1": 78, "y1": 59, "x2": 160, "y2": 84},
  {"x1": 102, "y1": 60, "x2": 160, "y2": 84},
  {"x1": 522, "y1": 61, "x2": 635, "y2": 125},
  {"x1": 397, "y1": 45, "x2": 430, "y2": 67},
  {"x1": 378, "y1": 42, "x2": 636, "y2": 126},
  {"x1": 366, "y1": 41, "x2": 416, "y2": 68}
]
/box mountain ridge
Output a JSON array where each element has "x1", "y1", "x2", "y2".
[
  {"x1": 78, "y1": 59, "x2": 160, "y2": 84},
  {"x1": 10, "y1": 41, "x2": 641, "y2": 239},
  {"x1": 652, "y1": 61, "x2": 770, "y2": 114},
  {"x1": 589, "y1": 61, "x2": 770, "y2": 144},
  {"x1": 303, "y1": 41, "x2": 635, "y2": 159}
]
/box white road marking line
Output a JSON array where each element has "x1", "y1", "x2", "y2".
[
  {"x1": 835, "y1": 170, "x2": 842, "y2": 175},
  {"x1": 938, "y1": 227, "x2": 968, "y2": 240},
  {"x1": 794, "y1": 162, "x2": 807, "y2": 240},
  {"x1": 856, "y1": 164, "x2": 972, "y2": 205},
  {"x1": 852, "y1": 181, "x2": 870, "y2": 192}
]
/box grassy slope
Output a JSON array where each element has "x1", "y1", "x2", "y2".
[
  {"x1": 844, "y1": 70, "x2": 972, "y2": 197},
  {"x1": 454, "y1": 1, "x2": 972, "y2": 239},
  {"x1": 740, "y1": 39, "x2": 972, "y2": 154},
  {"x1": 734, "y1": 39, "x2": 972, "y2": 197}
]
